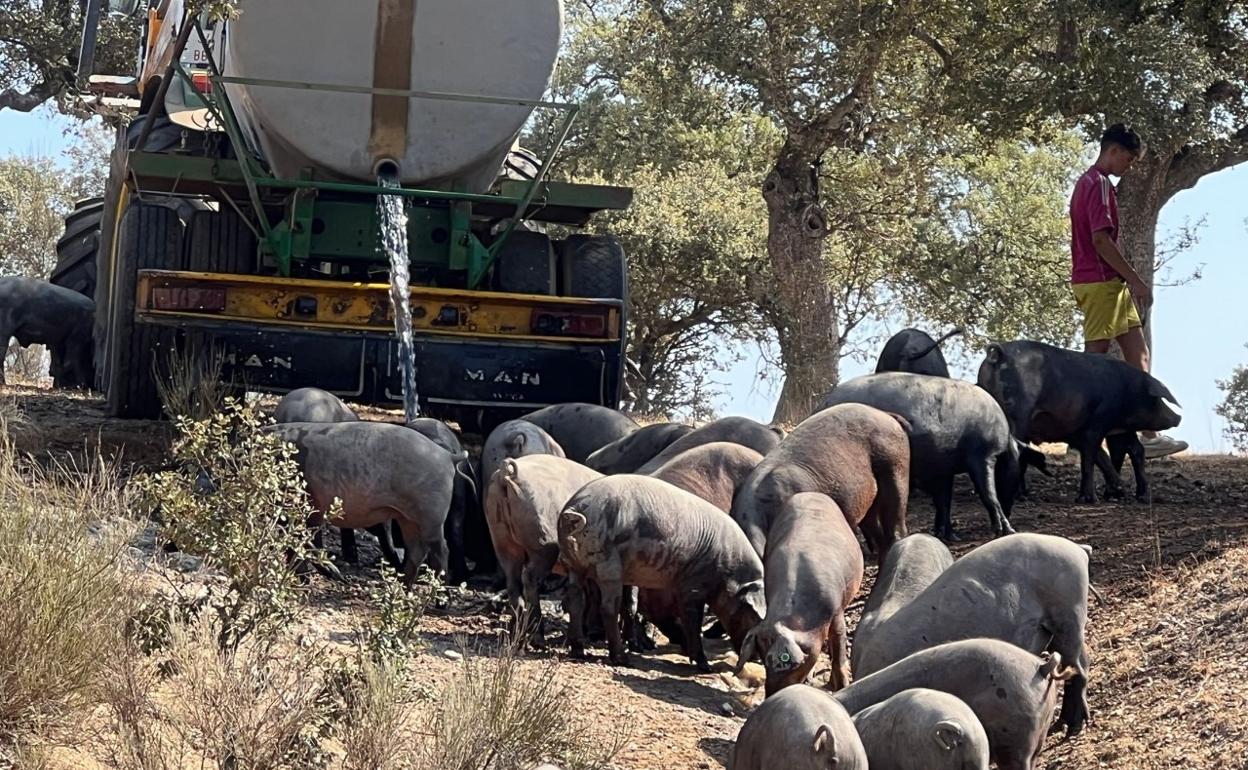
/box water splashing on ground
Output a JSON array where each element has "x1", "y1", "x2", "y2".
[{"x1": 377, "y1": 172, "x2": 419, "y2": 422}]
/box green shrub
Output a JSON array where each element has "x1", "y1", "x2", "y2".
[
  {"x1": 1217, "y1": 355, "x2": 1248, "y2": 452},
  {"x1": 137, "y1": 400, "x2": 328, "y2": 649}
]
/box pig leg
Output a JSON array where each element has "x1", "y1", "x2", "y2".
[
  {"x1": 521, "y1": 545, "x2": 560, "y2": 647},
  {"x1": 594, "y1": 557, "x2": 628, "y2": 666},
  {"x1": 565, "y1": 575, "x2": 588, "y2": 658},
  {"x1": 1107, "y1": 433, "x2": 1149, "y2": 501},
  {"x1": 499, "y1": 551, "x2": 524, "y2": 618},
  {"x1": 394, "y1": 518, "x2": 430, "y2": 588},
  {"x1": 929, "y1": 477, "x2": 958, "y2": 541},
  {"x1": 677, "y1": 599, "x2": 711, "y2": 672},
  {"x1": 364, "y1": 523, "x2": 405, "y2": 572},
  {"x1": 1075, "y1": 442, "x2": 1097, "y2": 503},
  {"x1": 968, "y1": 457, "x2": 1015, "y2": 536},
  {"x1": 444, "y1": 481, "x2": 469, "y2": 584},
  {"x1": 1048, "y1": 616, "x2": 1091, "y2": 737},
  {"x1": 339, "y1": 528, "x2": 359, "y2": 564},
  {"x1": 621, "y1": 586, "x2": 650, "y2": 653},
  {"x1": 825, "y1": 613, "x2": 851, "y2": 691}
]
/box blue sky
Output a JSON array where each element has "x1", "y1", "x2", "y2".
[{"x1": 3, "y1": 107, "x2": 1245, "y2": 451}]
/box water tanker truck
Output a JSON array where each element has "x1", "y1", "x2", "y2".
[{"x1": 54, "y1": 0, "x2": 632, "y2": 429}]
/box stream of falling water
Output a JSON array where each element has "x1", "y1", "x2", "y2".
[{"x1": 377, "y1": 173, "x2": 419, "y2": 422}]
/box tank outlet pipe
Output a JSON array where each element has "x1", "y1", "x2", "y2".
[{"x1": 373, "y1": 157, "x2": 402, "y2": 180}]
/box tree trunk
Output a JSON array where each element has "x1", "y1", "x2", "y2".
[
  {"x1": 764, "y1": 139, "x2": 840, "y2": 424},
  {"x1": 1115, "y1": 153, "x2": 1168, "y2": 352}
]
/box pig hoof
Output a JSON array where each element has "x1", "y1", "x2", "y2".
[
  {"x1": 693, "y1": 659, "x2": 713, "y2": 674},
  {"x1": 609, "y1": 651, "x2": 633, "y2": 668},
  {"x1": 1104, "y1": 486, "x2": 1125, "y2": 500},
  {"x1": 569, "y1": 644, "x2": 587, "y2": 659},
  {"x1": 1075, "y1": 492, "x2": 1096, "y2": 504},
  {"x1": 1135, "y1": 492, "x2": 1152, "y2": 504}
]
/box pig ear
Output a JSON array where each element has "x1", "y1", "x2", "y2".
[
  {"x1": 734, "y1": 627, "x2": 758, "y2": 676},
  {"x1": 1147, "y1": 378, "x2": 1180, "y2": 406},
  {"x1": 737, "y1": 580, "x2": 767, "y2": 619},
  {"x1": 1016, "y1": 441, "x2": 1052, "y2": 477},
  {"x1": 933, "y1": 720, "x2": 964, "y2": 751},
  {"x1": 559, "y1": 509, "x2": 587, "y2": 535},
  {"x1": 812, "y1": 724, "x2": 836, "y2": 756}
]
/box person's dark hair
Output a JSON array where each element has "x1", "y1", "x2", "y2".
[{"x1": 1100, "y1": 123, "x2": 1142, "y2": 156}]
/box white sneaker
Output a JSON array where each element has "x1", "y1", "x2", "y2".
[{"x1": 1142, "y1": 434, "x2": 1188, "y2": 459}]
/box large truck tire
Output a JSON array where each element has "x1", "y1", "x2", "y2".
[
  {"x1": 558, "y1": 234, "x2": 629, "y2": 408},
  {"x1": 559, "y1": 234, "x2": 628, "y2": 301},
  {"x1": 50, "y1": 197, "x2": 105, "y2": 298},
  {"x1": 104, "y1": 203, "x2": 184, "y2": 419},
  {"x1": 185, "y1": 209, "x2": 258, "y2": 274},
  {"x1": 493, "y1": 230, "x2": 556, "y2": 295}
]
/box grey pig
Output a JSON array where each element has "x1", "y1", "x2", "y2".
[
  {"x1": 731, "y1": 403, "x2": 910, "y2": 561},
  {"x1": 520, "y1": 402, "x2": 638, "y2": 463},
  {"x1": 851, "y1": 533, "x2": 1093, "y2": 737},
  {"x1": 635, "y1": 415, "x2": 783, "y2": 474},
  {"x1": 733, "y1": 684, "x2": 867, "y2": 770},
  {"x1": 852, "y1": 688, "x2": 989, "y2": 770},
  {"x1": 835, "y1": 639, "x2": 1071, "y2": 770},
  {"x1": 585, "y1": 422, "x2": 693, "y2": 473},
  {"x1": 485, "y1": 454, "x2": 602, "y2": 644},
  {"x1": 268, "y1": 421, "x2": 453, "y2": 587},
  {"x1": 558, "y1": 474, "x2": 765, "y2": 671},
  {"x1": 737, "y1": 492, "x2": 863, "y2": 695}
]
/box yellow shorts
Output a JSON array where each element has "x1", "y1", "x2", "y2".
[{"x1": 1072, "y1": 280, "x2": 1142, "y2": 342}]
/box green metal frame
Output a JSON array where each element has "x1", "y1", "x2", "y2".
[{"x1": 158, "y1": 16, "x2": 590, "y2": 286}]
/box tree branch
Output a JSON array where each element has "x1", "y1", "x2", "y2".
[
  {"x1": 910, "y1": 26, "x2": 952, "y2": 75},
  {"x1": 0, "y1": 80, "x2": 61, "y2": 112},
  {"x1": 1163, "y1": 127, "x2": 1248, "y2": 200}
]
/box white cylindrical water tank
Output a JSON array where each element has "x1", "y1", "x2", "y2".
[{"x1": 221, "y1": 0, "x2": 562, "y2": 191}]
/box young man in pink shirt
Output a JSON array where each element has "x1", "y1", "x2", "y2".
[{"x1": 1070, "y1": 123, "x2": 1187, "y2": 458}]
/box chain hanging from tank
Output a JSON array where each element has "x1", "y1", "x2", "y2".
[{"x1": 377, "y1": 171, "x2": 420, "y2": 423}]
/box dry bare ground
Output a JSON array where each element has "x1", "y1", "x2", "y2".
[{"x1": 5, "y1": 388, "x2": 1247, "y2": 769}]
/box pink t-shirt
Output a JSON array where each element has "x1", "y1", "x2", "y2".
[{"x1": 1070, "y1": 166, "x2": 1120, "y2": 284}]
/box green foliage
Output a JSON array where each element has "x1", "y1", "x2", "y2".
[
  {"x1": 0, "y1": 151, "x2": 94, "y2": 278},
  {"x1": 902, "y1": 131, "x2": 1085, "y2": 348},
  {"x1": 0, "y1": 0, "x2": 137, "y2": 112},
  {"x1": 585, "y1": 162, "x2": 771, "y2": 417},
  {"x1": 1217, "y1": 351, "x2": 1248, "y2": 453},
  {"x1": 357, "y1": 566, "x2": 437, "y2": 667},
  {"x1": 0, "y1": 422, "x2": 137, "y2": 753},
  {"x1": 137, "y1": 400, "x2": 328, "y2": 649}
]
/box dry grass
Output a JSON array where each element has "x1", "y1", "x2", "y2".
[
  {"x1": 335, "y1": 657, "x2": 420, "y2": 770},
  {"x1": 0, "y1": 418, "x2": 138, "y2": 757},
  {"x1": 154, "y1": 342, "x2": 235, "y2": 421},
  {"x1": 103, "y1": 615, "x2": 332, "y2": 770},
  {"x1": 1051, "y1": 542, "x2": 1248, "y2": 767},
  {"x1": 421, "y1": 643, "x2": 629, "y2": 770}
]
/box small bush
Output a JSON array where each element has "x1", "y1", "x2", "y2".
[
  {"x1": 423, "y1": 645, "x2": 627, "y2": 770},
  {"x1": 359, "y1": 566, "x2": 437, "y2": 666},
  {"x1": 333, "y1": 656, "x2": 420, "y2": 770},
  {"x1": 104, "y1": 615, "x2": 333, "y2": 770},
  {"x1": 0, "y1": 419, "x2": 137, "y2": 752},
  {"x1": 137, "y1": 400, "x2": 328, "y2": 649},
  {"x1": 154, "y1": 342, "x2": 236, "y2": 421},
  {"x1": 1217, "y1": 355, "x2": 1248, "y2": 452}
]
